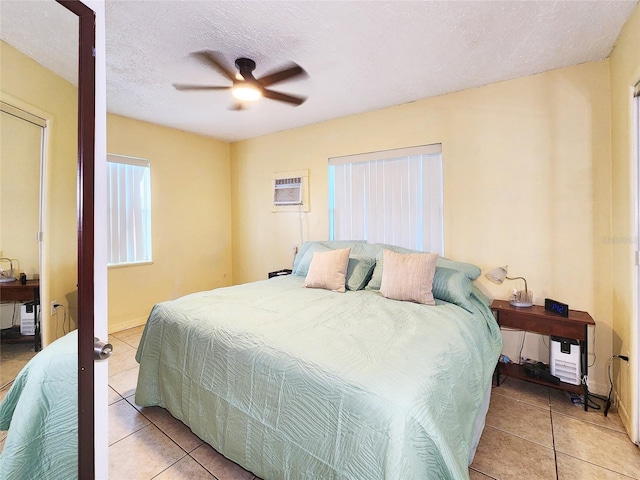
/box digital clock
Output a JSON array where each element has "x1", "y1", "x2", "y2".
[{"x1": 544, "y1": 298, "x2": 569, "y2": 317}]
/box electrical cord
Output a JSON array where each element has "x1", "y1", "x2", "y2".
[
  {"x1": 604, "y1": 354, "x2": 630, "y2": 416},
  {"x1": 53, "y1": 303, "x2": 68, "y2": 336},
  {"x1": 588, "y1": 324, "x2": 597, "y2": 368},
  {"x1": 61, "y1": 305, "x2": 67, "y2": 334}
]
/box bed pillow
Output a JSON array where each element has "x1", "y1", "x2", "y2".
[
  {"x1": 366, "y1": 247, "x2": 482, "y2": 289},
  {"x1": 345, "y1": 255, "x2": 376, "y2": 291},
  {"x1": 432, "y1": 267, "x2": 474, "y2": 312},
  {"x1": 365, "y1": 245, "x2": 417, "y2": 290},
  {"x1": 293, "y1": 243, "x2": 332, "y2": 276},
  {"x1": 380, "y1": 249, "x2": 438, "y2": 305},
  {"x1": 303, "y1": 248, "x2": 351, "y2": 292},
  {"x1": 437, "y1": 257, "x2": 482, "y2": 280},
  {"x1": 293, "y1": 241, "x2": 366, "y2": 276}
]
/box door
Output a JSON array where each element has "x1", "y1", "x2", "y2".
[{"x1": 56, "y1": 0, "x2": 107, "y2": 478}]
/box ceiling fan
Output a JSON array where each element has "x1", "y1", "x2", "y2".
[{"x1": 173, "y1": 50, "x2": 308, "y2": 110}]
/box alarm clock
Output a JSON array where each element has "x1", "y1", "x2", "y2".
[{"x1": 545, "y1": 298, "x2": 569, "y2": 317}]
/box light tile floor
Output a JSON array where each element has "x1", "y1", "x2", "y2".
[
  {"x1": 0, "y1": 341, "x2": 37, "y2": 388},
  {"x1": 110, "y1": 326, "x2": 640, "y2": 480}
]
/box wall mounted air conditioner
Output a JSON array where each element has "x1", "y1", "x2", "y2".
[{"x1": 273, "y1": 177, "x2": 303, "y2": 206}]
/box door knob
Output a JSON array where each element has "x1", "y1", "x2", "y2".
[{"x1": 93, "y1": 337, "x2": 113, "y2": 360}]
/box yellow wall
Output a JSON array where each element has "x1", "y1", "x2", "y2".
[
  {"x1": 0, "y1": 40, "x2": 78, "y2": 344},
  {"x1": 610, "y1": 3, "x2": 640, "y2": 438},
  {"x1": 106, "y1": 114, "x2": 232, "y2": 333},
  {"x1": 231, "y1": 60, "x2": 613, "y2": 394}
]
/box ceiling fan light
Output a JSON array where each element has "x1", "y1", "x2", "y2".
[{"x1": 232, "y1": 82, "x2": 262, "y2": 101}]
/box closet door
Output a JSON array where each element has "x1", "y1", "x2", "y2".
[{"x1": 0, "y1": 107, "x2": 43, "y2": 283}]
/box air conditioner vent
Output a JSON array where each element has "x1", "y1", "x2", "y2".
[{"x1": 273, "y1": 177, "x2": 302, "y2": 205}]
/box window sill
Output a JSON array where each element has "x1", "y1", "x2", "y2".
[{"x1": 107, "y1": 261, "x2": 154, "y2": 269}]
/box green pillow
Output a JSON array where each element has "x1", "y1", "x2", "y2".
[
  {"x1": 292, "y1": 243, "x2": 331, "y2": 276},
  {"x1": 293, "y1": 241, "x2": 367, "y2": 276},
  {"x1": 365, "y1": 245, "x2": 416, "y2": 290},
  {"x1": 437, "y1": 257, "x2": 481, "y2": 280},
  {"x1": 431, "y1": 267, "x2": 474, "y2": 312},
  {"x1": 345, "y1": 256, "x2": 376, "y2": 291},
  {"x1": 365, "y1": 244, "x2": 482, "y2": 290}
]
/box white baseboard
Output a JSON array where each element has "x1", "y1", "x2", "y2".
[
  {"x1": 587, "y1": 379, "x2": 609, "y2": 398},
  {"x1": 109, "y1": 316, "x2": 147, "y2": 334}
]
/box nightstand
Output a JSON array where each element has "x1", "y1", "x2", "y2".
[{"x1": 491, "y1": 299, "x2": 595, "y2": 411}]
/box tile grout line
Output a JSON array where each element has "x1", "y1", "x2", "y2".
[
  {"x1": 544, "y1": 388, "x2": 560, "y2": 480},
  {"x1": 148, "y1": 450, "x2": 190, "y2": 480},
  {"x1": 186, "y1": 451, "x2": 221, "y2": 480},
  {"x1": 550, "y1": 409, "x2": 559, "y2": 479}
]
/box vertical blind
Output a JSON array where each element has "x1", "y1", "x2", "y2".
[
  {"x1": 328, "y1": 144, "x2": 443, "y2": 254},
  {"x1": 107, "y1": 154, "x2": 152, "y2": 265}
]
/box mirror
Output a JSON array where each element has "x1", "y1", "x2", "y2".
[
  {"x1": 0, "y1": 0, "x2": 86, "y2": 475},
  {"x1": 1, "y1": 0, "x2": 98, "y2": 477},
  {"x1": 0, "y1": 1, "x2": 79, "y2": 360}
]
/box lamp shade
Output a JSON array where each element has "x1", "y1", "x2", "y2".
[
  {"x1": 486, "y1": 266, "x2": 508, "y2": 284},
  {"x1": 485, "y1": 264, "x2": 532, "y2": 307}
]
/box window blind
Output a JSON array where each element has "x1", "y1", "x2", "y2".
[
  {"x1": 107, "y1": 154, "x2": 152, "y2": 265},
  {"x1": 328, "y1": 144, "x2": 443, "y2": 254}
]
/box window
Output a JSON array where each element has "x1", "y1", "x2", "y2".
[
  {"x1": 107, "y1": 154, "x2": 152, "y2": 266},
  {"x1": 328, "y1": 144, "x2": 443, "y2": 254}
]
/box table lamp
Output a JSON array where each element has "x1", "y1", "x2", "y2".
[
  {"x1": 486, "y1": 265, "x2": 533, "y2": 307},
  {"x1": 0, "y1": 258, "x2": 16, "y2": 283}
]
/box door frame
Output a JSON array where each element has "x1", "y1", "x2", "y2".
[
  {"x1": 55, "y1": 1, "x2": 96, "y2": 478},
  {"x1": 634, "y1": 83, "x2": 640, "y2": 445}
]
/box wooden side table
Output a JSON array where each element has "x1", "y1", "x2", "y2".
[
  {"x1": 0, "y1": 279, "x2": 41, "y2": 351},
  {"x1": 491, "y1": 299, "x2": 595, "y2": 411},
  {"x1": 268, "y1": 269, "x2": 292, "y2": 279}
]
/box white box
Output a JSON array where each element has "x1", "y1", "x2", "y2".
[
  {"x1": 20, "y1": 304, "x2": 35, "y2": 335},
  {"x1": 550, "y1": 336, "x2": 581, "y2": 385}
]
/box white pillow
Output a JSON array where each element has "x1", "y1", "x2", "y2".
[
  {"x1": 380, "y1": 249, "x2": 438, "y2": 305},
  {"x1": 303, "y1": 248, "x2": 351, "y2": 293}
]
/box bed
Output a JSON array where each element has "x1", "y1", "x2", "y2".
[
  {"x1": 135, "y1": 241, "x2": 502, "y2": 480},
  {"x1": 0, "y1": 330, "x2": 77, "y2": 480}
]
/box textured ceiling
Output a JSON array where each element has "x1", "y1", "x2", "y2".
[{"x1": 1, "y1": 1, "x2": 638, "y2": 142}]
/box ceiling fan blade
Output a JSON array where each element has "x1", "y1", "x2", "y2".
[
  {"x1": 262, "y1": 89, "x2": 307, "y2": 106},
  {"x1": 258, "y1": 64, "x2": 307, "y2": 87},
  {"x1": 190, "y1": 50, "x2": 236, "y2": 82},
  {"x1": 173, "y1": 83, "x2": 231, "y2": 91}
]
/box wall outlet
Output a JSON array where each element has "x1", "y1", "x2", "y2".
[{"x1": 51, "y1": 301, "x2": 58, "y2": 316}]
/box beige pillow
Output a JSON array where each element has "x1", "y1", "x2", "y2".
[
  {"x1": 380, "y1": 249, "x2": 439, "y2": 305},
  {"x1": 303, "y1": 248, "x2": 351, "y2": 293}
]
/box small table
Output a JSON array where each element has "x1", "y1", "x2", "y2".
[
  {"x1": 268, "y1": 269, "x2": 292, "y2": 279},
  {"x1": 491, "y1": 299, "x2": 595, "y2": 411},
  {"x1": 0, "y1": 279, "x2": 41, "y2": 351}
]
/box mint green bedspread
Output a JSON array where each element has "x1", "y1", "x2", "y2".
[
  {"x1": 0, "y1": 330, "x2": 77, "y2": 480},
  {"x1": 135, "y1": 275, "x2": 501, "y2": 479}
]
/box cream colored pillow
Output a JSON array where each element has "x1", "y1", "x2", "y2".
[
  {"x1": 380, "y1": 249, "x2": 439, "y2": 305},
  {"x1": 303, "y1": 248, "x2": 351, "y2": 293}
]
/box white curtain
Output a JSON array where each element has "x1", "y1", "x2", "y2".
[
  {"x1": 107, "y1": 154, "x2": 152, "y2": 265},
  {"x1": 329, "y1": 144, "x2": 443, "y2": 254}
]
